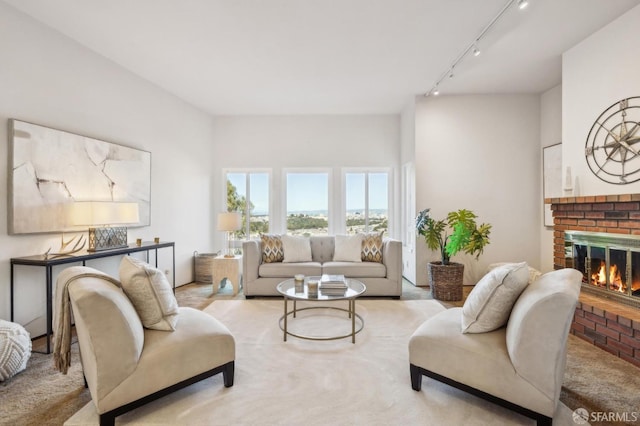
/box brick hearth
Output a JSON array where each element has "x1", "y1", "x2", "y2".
[{"x1": 548, "y1": 194, "x2": 640, "y2": 368}]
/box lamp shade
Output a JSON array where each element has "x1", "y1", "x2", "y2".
[
  {"x1": 217, "y1": 212, "x2": 242, "y2": 232},
  {"x1": 73, "y1": 201, "x2": 140, "y2": 226}
]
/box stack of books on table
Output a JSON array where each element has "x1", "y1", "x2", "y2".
[{"x1": 320, "y1": 274, "x2": 348, "y2": 295}]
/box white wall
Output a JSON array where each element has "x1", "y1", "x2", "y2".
[
  {"x1": 0, "y1": 3, "x2": 216, "y2": 334},
  {"x1": 210, "y1": 115, "x2": 400, "y2": 237},
  {"x1": 400, "y1": 99, "x2": 417, "y2": 283},
  {"x1": 563, "y1": 4, "x2": 640, "y2": 196},
  {"x1": 414, "y1": 94, "x2": 541, "y2": 286},
  {"x1": 540, "y1": 85, "x2": 562, "y2": 273}
]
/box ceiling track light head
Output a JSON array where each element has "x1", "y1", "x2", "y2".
[
  {"x1": 472, "y1": 45, "x2": 481, "y2": 57},
  {"x1": 517, "y1": 0, "x2": 529, "y2": 10}
]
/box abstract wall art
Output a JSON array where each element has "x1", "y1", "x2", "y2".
[{"x1": 8, "y1": 119, "x2": 151, "y2": 234}]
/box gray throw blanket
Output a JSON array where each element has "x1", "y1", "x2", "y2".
[{"x1": 53, "y1": 269, "x2": 121, "y2": 374}]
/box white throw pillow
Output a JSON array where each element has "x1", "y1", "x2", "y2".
[
  {"x1": 487, "y1": 262, "x2": 542, "y2": 284},
  {"x1": 461, "y1": 262, "x2": 530, "y2": 334},
  {"x1": 119, "y1": 256, "x2": 179, "y2": 331},
  {"x1": 333, "y1": 234, "x2": 363, "y2": 262},
  {"x1": 281, "y1": 235, "x2": 313, "y2": 263}
]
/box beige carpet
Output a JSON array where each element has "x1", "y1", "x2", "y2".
[{"x1": 65, "y1": 300, "x2": 577, "y2": 425}]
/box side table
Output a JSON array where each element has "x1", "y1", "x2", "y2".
[
  {"x1": 211, "y1": 255, "x2": 242, "y2": 296},
  {"x1": 11, "y1": 241, "x2": 175, "y2": 354}
]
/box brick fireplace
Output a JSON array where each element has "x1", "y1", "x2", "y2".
[{"x1": 548, "y1": 194, "x2": 640, "y2": 368}]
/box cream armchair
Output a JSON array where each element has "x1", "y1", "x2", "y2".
[
  {"x1": 409, "y1": 268, "x2": 581, "y2": 426},
  {"x1": 58, "y1": 266, "x2": 235, "y2": 426}
]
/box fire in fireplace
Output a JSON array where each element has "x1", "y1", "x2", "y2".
[{"x1": 565, "y1": 231, "x2": 640, "y2": 307}]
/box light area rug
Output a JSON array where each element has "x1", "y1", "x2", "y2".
[{"x1": 65, "y1": 300, "x2": 580, "y2": 426}]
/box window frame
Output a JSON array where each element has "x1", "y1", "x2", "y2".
[
  {"x1": 222, "y1": 168, "x2": 272, "y2": 241},
  {"x1": 341, "y1": 167, "x2": 392, "y2": 236},
  {"x1": 282, "y1": 168, "x2": 333, "y2": 235}
]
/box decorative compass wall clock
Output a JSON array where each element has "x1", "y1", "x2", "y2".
[{"x1": 585, "y1": 96, "x2": 640, "y2": 184}]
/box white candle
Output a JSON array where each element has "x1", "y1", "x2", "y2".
[{"x1": 564, "y1": 166, "x2": 573, "y2": 190}]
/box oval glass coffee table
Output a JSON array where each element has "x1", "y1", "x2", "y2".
[{"x1": 276, "y1": 277, "x2": 366, "y2": 343}]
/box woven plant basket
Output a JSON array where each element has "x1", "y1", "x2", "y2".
[{"x1": 427, "y1": 261, "x2": 464, "y2": 301}]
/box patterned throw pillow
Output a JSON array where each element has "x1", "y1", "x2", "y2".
[
  {"x1": 361, "y1": 231, "x2": 383, "y2": 263},
  {"x1": 261, "y1": 234, "x2": 284, "y2": 263}
]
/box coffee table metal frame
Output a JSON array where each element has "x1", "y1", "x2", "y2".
[{"x1": 276, "y1": 277, "x2": 366, "y2": 343}]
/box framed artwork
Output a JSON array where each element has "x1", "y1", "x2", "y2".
[
  {"x1": 542, "y1": 143, "x2": 562, "y2": 227},
  {"x1": 8, "y1": 119, "x2": 151, "y2": 234}
]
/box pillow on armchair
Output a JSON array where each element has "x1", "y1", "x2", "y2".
[
  {"x1": 461, "y1": 261, "x2": 530, "y2": 334},
  {"x1": 119, "y1": 256, "x2": 179, "y2": 331},
  {"x1": 487, "y1": 262, "x2": 542, "y2": 284}
]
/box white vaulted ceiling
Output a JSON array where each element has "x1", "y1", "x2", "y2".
[{"x1": 3, "y1": 0, "x2": 640, "y2": 115}]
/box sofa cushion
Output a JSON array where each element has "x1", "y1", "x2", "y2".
[
  {"x1": 119, "y1": 256, "x2": 179, "y2": 331},
  {"x1": 322, "y1": 261, "x2": 386, "y2": 278},
  {"x1": 333, "y1": 234, "x2": 363, "y2": 262},
  {"x1": 310, "y1": 236, "x2": 335, "y2": 263},
  {"x1": 260, "y1": 234, "x2": 284, "y2": 263},
  {"x1": 282, "y1": 235, "x2": 313, "y2": 263},
  {"x1": 259, "y1": 262, "x2": 323, "y2": 278},
  {"x1": 361, "y1": 231, "x2": 383, "y2": 263},
  {"x1": 461, "y1": 262, "x2": 529, "y2": 334}
]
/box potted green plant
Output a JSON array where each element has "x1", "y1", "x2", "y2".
[{"x1": 415, "y1": 208, "x2": 491, "y2": 301}]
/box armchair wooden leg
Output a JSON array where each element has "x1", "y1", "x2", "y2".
[
  {"x1": 536, "y1": 416, "x2": 552, "y2": 426},
  {"x1": 99, "y1": 413, "x2": 115, "y2": 426},
  {"x1": 410, "y1": 364, "x2": 422, "y2": 391},
  {"x1": 223, "y1": 361, "x2": 235, "y2": 387}
]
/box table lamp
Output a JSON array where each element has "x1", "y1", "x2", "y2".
[
  {"x1": 73, "y1": 201, "x2": 140, "y2": 251},
  {"x1": 217, "y1": 212, "x2": 242, "y2": 258}
]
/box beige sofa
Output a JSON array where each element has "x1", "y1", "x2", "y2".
[
  {"x1": 408, "y1": 268, "x2": 581, "y2": 425},
  {"x1": 242, "y1": 236, "x2": 402, "y2": 297},
  {"x1": 58, "y1": 266, "x2": 235, "y2": 426}
]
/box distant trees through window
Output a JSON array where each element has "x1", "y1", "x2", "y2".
[
  {"x1": 226, "y1": 172, "x2": 269, "y2": 240},
  {"x1": 286, "y1": 172, "x2": 329, "y2": 236},
  {"x1": 345, "y1": 171, "x2": 388, "y2": 236},
  {"x1": 224, "y1": 168, "x2": 390, "y2": 242}
]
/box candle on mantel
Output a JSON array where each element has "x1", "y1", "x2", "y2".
[{"x1": 564, "y1": 166, "x2": 573, "y2": 191}]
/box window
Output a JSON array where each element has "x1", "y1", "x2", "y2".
[
  {"x1": 285, "y1": 171, "x2": 329, "y2": 236},
  {"x1": 224, "y1": 168, "x2": 391, "y2": 240},
  {"x1": 345, "y1": 171, "x2": 389, "y2": 235},
  {"x1": 225, "y1": 171, "x2": 270, "y2": 241}
]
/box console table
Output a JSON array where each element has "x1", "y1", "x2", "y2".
[{"x1": 10, "y1": 241, "x2": 175, "y2": 354}]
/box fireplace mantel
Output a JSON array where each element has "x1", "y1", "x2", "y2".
[{"x1": 545, "y1": 193, "x2": 640, "y2": 205}]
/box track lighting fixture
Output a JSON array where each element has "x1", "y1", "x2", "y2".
[{"x1": 424, "y1": 0, "x2": 530, "y2": 97}]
